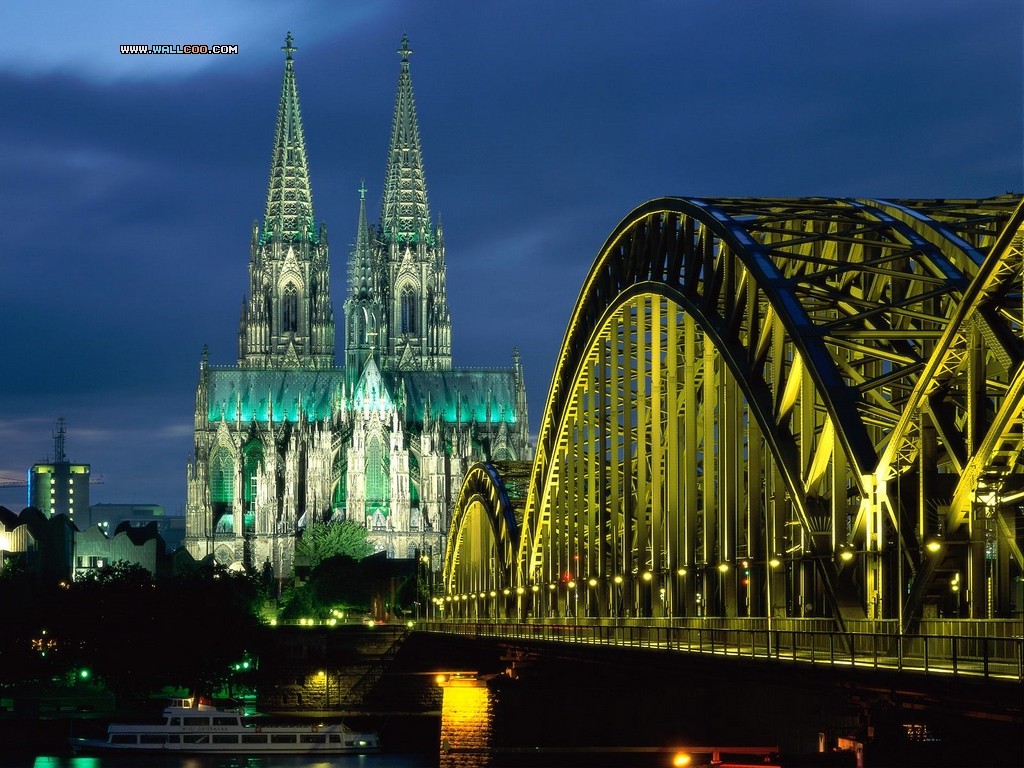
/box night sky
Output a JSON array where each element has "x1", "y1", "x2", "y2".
[{"x1": 1, "y1": 1, "x2": 1021, "y2": 515}]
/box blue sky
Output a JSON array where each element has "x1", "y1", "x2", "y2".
[{"x1": 0, "y1": 0, "x2": 1021, "y2": 513}]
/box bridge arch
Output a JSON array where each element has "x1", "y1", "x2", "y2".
[
  {"x1": 442, "y1": 461, "x2": 530, "y2": 618},
  {"x1": 442, "y1": 195, "x2": 1023, "y2": 629}
]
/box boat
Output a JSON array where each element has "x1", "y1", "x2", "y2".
[{"x1": 69, "y1": 696, "x2": 379, "y2": 755}]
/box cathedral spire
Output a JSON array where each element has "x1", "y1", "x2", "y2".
[
  {"x1": 380, "y1": 33, "x2": 430, "y2": 244},
  {"x1": 351, "y1": 179, "x2": 373, "y2": 295},
  {"x1": 262, "y1": 32, "x2": 316, "y2": 244}
]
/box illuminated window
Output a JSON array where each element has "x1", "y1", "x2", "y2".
[
  {"x1": 400, "y1": 288, "x2": 417, "y2": 334},
  {"x1": 282, "y1": 285, "x2": 299, "y2": 333},
  {"x1": 365, "y1": 434, "x2": 389, "y2": 513},
  {"x1": 210, "y1": 449, "x2": 234, "y2": 504}
]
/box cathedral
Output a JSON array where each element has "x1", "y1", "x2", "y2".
[{"x1": 184, "y1": 34, "x2": 530, "y2": 578}]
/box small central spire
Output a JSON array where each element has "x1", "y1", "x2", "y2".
[
  {"x1": 282, "y1": 31, "x2": 296, "y2": 61},
  {"x1": 398, "y1": 33, "x2": 412, "y2": 65}
]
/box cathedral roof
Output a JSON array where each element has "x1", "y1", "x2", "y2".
[
  {"x1": 205, "y1": 367, "x2": 340, "y2": 423},
  {"x1": 386, "y1": 369, "x2": 519, "y2": 425},
  {"x1": 203, "y1": 366, "x2": 519, "y2": 425},
  {"x1": 261, "y1": 32, "x2": 317, "y2": 244},
  {"x1": 379, "y1": 34, "x2": 432, "y2": 245}
]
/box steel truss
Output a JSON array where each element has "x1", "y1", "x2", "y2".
[{"x1": 444, "y1": 196, "x2": 1024, "y2": 631}]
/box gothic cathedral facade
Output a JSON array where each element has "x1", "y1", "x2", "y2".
[{"x1": 184, "y1": 35, "x2": 530, "y2": 577}]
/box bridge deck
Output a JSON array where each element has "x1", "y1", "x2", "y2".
[{"x1": 422, "y1": 619, "x2": 1023, "y2": 683}]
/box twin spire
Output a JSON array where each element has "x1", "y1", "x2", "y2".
[
  {"x1": 380, "y1": 33, "x2": 432, "y2": 245},
  {"x1": 262, "y1": 31, "x2": 431, "y2": 247},
  {"x1": 262, "y1": 32, "x2": 316, "y2": 244}
]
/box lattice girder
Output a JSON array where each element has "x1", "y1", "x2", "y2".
[{"x1": 518, "y1": 196, "x2": 1022, "y2": 625}]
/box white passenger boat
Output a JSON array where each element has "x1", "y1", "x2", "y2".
[{"x1": 69, "y1": 696, "x2": 379, "y2": 754}]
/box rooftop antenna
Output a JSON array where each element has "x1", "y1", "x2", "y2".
[{"x1": 53, "y1": 417, "x2": 67, "y2": 463}]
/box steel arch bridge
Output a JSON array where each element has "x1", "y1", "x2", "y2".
[{"x1": 442, "y1": 195, "x2": 1024, "y2": 632}]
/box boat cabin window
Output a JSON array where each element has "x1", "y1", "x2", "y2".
[
  {"x1": 167, "y1": 717, "x2": 181, "y2": 725},
  {"x1": 242, "y1": 734, "x2": 268, "y2": 744},
  {"x1": 111, "y1": 735, "x2": 137, "y2": 744},
  {"x1": 183, "y1": 716, "x2": 209, "y2": 726},
  {"x1": 140, "y1": 734, "x2": 166, "y2": 744},
  {"x1": 213, "y1": 716, "x2": 238, "y2": 725},
  {"x1": 301, "y1": 734, "x2": 326, "y2": 743},
  {"x1": 212, "y1": 734, "x2": 238, "y2": 744},
  {"x1": 183, "y1": 734, "x2": 210, "y2": 744},
  {"x1": 328, "y1": 735, "x2": 341, "y2": 743},
  {"x1": 167, "y1": 735, "x2": 180, "y2": 743},
  {"x1": 271, "y1": 734, "x2": 297, "y2": 743}
]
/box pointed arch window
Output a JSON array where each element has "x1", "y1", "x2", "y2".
[
  {"x1": 210, "y1": 448, "x2": 234, "y2": 505},
  {"x1": 365, "y1": 433, "x2": 390, "y2": 516},
  {"x1": 242, "y1": 442, "x2": 264, "y2": 531},
  {"x1": 400, "y1": 288, "x2": 417, "y2": 334},
  {"x1": 282, "y1": 285, "x2": 299, "y2": 333}
]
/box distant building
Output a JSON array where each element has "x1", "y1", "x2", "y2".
[
  {"x1": 185, "y1": 35, "x2": 530, "y2": 579},
  {"x1": 74, "y1": 521, "x2": 164, "y2": 580},
  {"x1": 28, "y1": 419, "x2": 90, "y2": 524},
  {"x1": 89, "y1": 504, "x2": 184, "y2": 551}
]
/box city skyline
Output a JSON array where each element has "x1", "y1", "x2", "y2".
[{"x1": 1, "y1": 0, "x2": 1021, "y2": 514}]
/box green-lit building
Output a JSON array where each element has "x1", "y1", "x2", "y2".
[{"x1": 184, "y1": 35, "x2": 530, "y2": 578}]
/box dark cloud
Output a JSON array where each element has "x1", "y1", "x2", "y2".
[{"x1": 0, "y1": 0, "x2": 1020, "y2": 513}]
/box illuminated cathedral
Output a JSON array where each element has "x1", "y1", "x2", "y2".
[{"x1": 184, "y1": 35, "x2": 530, "y2": 577}]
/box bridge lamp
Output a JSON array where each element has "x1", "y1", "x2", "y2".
[
  {"x1": 769, "y1": 557, "x2": 782, "y2": 568},
  {"x1": 717, "y1": 563, "x2": 729, "y2": 573},
  {"x1": 613, "y1": 575, "x2": 623, "y2": 585},
  {"x1": 516, "y1": 586, "x2": 525, "y2": 595},
  {"x1": 531, "y1": 584, "x2": 540, "y2": 593},
  {"x1": 642, "y1": 571, "x2": 653, "y2": 582},
  {"x1": 925, "y1": 537, "x2": 943, "y2": 554},
  {"x1": 672, "y1": 751, "x2": 692, "y2": 767},
  {"x1": 839, "y1": 544, "x2": 855, "y2": 563},
  {"x1": 567, "y1": 580, "x2": 576, "y2": 589},
  {"x1": 588, "y1": 577, "x2": 598, "y2": 587},
  {"x1": 677, "y1": 568, "x2": 687, "y2": 576},
  {"x1": 502, "y1": 587, "x2": 511, "y2": 596},
  {"x1": 548, "y1": 583, "x2": 556, "y2": 590},
  {"x1": 489, "y1": 590, "x2": 497, "y2": 598}
]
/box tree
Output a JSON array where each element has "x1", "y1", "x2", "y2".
[{"x1": 296, "y1": 520, "x2": 375, "y2": 570}]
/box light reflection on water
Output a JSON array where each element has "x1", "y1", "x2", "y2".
[{"x1": 29, "y1": 756, "x2": 427, "y2": 768}]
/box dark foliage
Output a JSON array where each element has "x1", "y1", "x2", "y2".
[{"x1": 0, "y1": 561, "x2": 266, "y2": 704}]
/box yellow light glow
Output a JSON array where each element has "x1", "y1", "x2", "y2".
[
  {"x1": 567, "y1": 580, "x2": 576, "y2": 589},
  {"x1": 673, "y1": 752, "x2": 692, "y2": 767},
  {"x1": 926, "y1": 539, "x2": 942, "y2": 553},
  {"x1": 588, "y1": 577, "x2": 598, "y2": 587},
  {"x1": 642, "y1": 571, "x2": 653, "y2": 581},
  {"x1": 718, "y1": 563, "x2": 729, "y2": 573},
  {"x1": 435, "y1": 674, "x2": 448, "y2": 685},
  {"x1": 531, "y1": 584, "x2": 540, "y2": 592},
  {"x1": 840, "y1": 550, "x2": 854, "y2": 562},
  {"x1": 677, "y1": 568, "x2": 687, "y2": 576},
  {"x1": 769, "y1": 558, "x2": 781, "y2": 568},
  {"x1": 614, "y1": 575, "x2": 623, "y2": 584},
  {"x1": 516, "y1": 586, "x2": 525, "y2": 595}
]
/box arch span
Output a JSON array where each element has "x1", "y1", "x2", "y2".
[{"x1": 443, "y1": 195, "x2": 1024, "y2": 629}]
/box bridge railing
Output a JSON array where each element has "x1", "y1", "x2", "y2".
[{"x1": 418, "y1": 618, "x2": 1023, "y2": 682}]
